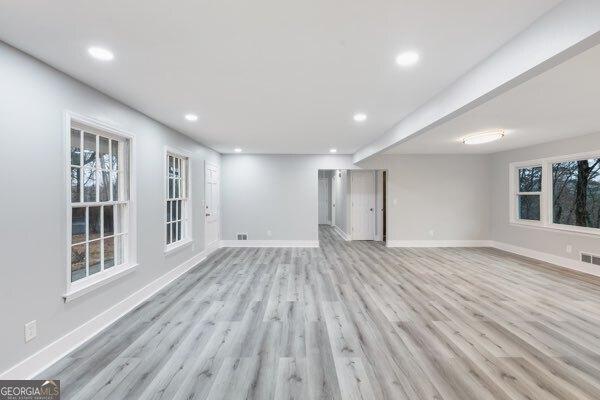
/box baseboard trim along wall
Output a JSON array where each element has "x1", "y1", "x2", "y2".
[
  {"x1": 0, "y1": 247, "x2": 216, "y2": 380},
  {"x1": 386, "y1": 240, "x2": 493, "y2": 248},
  {"x1": 220, "y1": 240, "x2": 319, "y2": 248},
  {"x1": 332, "y1": 225, "x2": 350, "y2": 241},
  {"x1": 490, "y1": 241, "x2": 600, "y2": 278}
]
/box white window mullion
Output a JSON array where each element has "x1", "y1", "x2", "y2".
[
  {"x1": 100, "y1": 205, "x2": 105, "y2": 271},
  {"x1": 95, "y1": 134, "x2": 100, "y2": 203},
  {"x1": 85, "y1": 206, "x2": 90, "y2": 278},
  {"x1": 79, "y1": 131, "x2": 84, "y2": 202},
  {"x1": 543, "y1": 162, "x2": 551, "y2": 227},
  {"x1": 109, "y1": 139, "x2": 113, "y2": 202}
]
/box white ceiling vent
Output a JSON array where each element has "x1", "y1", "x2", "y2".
[
  {"x1": 581, "y1": 253, "x2": 600, "y2": 266},
  {"x1": 237, "y1": 233, "x2": 248, "y2": 241}
]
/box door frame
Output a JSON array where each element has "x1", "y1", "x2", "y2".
[
  {"x1": 204, "y1": 161, "x2": 220, "y2": 251},
  {"x1": 330, "y1": 171, "x2": 336, "y2": 227},
  {"x1": 350, "y1": 170, "x2": 376, "y2": 240}
]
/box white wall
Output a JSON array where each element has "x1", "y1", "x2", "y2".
[
  {"x1": 0, "y1": 42, "x2": 220, "y2": 374},
  {"x1": 221, "y1": 153, "x2": 491, "y2": 243},
  {"x1": 490, "y1": 131, "x2": 600, "y2": 262},
  {"x1": 221, "y1": 155, "x2": 356, "y2": 241},
  {"x1": 360, "y1": 154, "x2": 491, "y2": 243}
]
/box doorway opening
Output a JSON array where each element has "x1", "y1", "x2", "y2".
[{"x1": 317, "y1": 169, "x2": 386, "y2": 243}]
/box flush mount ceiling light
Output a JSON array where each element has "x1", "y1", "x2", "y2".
[
  {"x1": 87, "y1": 46, "x2": 114, "y2": 61},
  {"x1": 329, "y1": 148, "x2": 338, "y2": 153},
  {"x1": 234, "y1": 148, "x2": 242, "y2": 153},
  {"x1": 184, "y1": 114, "x2": 198, "y2": 122},
  {"x1": 353, "y1": 113, "x2": 367, "y2": 122},
  {"x1": 462, "y1": 130, "x2": 505, "y2": 145},
  {"x1": 395, "y1": 51, "x2": 419, "y2": 67}
]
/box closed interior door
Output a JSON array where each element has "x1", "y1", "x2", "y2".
[
  {"x1": 318, "y1": 177, "x2": 330, "y2": 224},
  {"x1": 351, "y1": 170, "x2": 375, "y2": 240},
  {"x1": 205, "y1": 162, "x2": 219, "y2": 248}
]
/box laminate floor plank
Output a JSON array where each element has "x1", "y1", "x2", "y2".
[{"x1": 37, "y1": 226, "x2": 600, "y2": 399}]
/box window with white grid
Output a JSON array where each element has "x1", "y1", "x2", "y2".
[
  {"x1": 69, "y1": 124, "x2": 130, "y2": 283},
  {"x1": 166, "y1": 152, "x2": 190, "y2": 249}
]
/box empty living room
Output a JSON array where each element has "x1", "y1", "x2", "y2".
[{"x1": 2, "y1": 0, "x2": 600, "y2": 399}]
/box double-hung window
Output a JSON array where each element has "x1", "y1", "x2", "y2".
[
  {"x1": 510, "y1": 151, "x2": 600, "y2": 234},
  {"x1": 515, "y1": 165, "x2": 542, "y2": 222},
  {"x1": 68, "y1": 117, "x2": 133, "y2": 291},
  {"x1": 165, "y1": 149, "x2": 191, "y2": 251}
]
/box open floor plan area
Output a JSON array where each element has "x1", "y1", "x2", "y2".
[
  {"x1": 1, "y1": 1, "x2": 600, "y2": 399},
  {"x1": 37, "y1": 227, "x2": 600, "y2": 399}
]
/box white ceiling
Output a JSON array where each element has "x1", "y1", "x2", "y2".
[
  {"x1": 386, "y1": 41, "x2": 600, "y2": 154},
  {"x1": 0, "y1": 0, "x2": 559, "y2": 154}
]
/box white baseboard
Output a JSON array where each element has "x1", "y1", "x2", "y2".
[
  {"x1": 386, "y1": 240, "x2": 493, "y2": 248},
  {"x1": 489, "y1": 241, "x2": 600, "y2": 278},
  {"x1": 0, "y1": 249, "x2": 209, "y2": 380},
  {"x1": 220, "y1": 240, "x2": 319, "y2": 248},
  {"x1": 332, "y1": 225, "x2": 350, "y2": 241}
]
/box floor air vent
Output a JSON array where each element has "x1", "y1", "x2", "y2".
[
  {"x1": 581, "y1": 253, "x2": 600, "y2": 266},
  {"x1": 237, "y1": 233, "x2": 248, "y2": 240}
]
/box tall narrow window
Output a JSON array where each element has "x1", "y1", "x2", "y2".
[
  {"x1": 69, "y1": 125, "x2": 130, "y2": 282},
  {"x1": 166, "y1": 151, "x2": 190, "y2": 249},
  {"x1": 516, "y1": 166, "x2": 542, "y2": 221},
  {"x1": 552, "y1": 158, "x2": 600, "y2": 229}
]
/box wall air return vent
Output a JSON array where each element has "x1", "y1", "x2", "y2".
[
  {"x1": 237, "y1": 233, "x2": 248, "y2": 240},
  {"x1": 581, "y1": 252, "x2": 600, "y2": 266}
]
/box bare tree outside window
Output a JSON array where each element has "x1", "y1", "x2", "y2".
[{"x1": 553, "y1": 158, "x2": 600, "y2": 229}]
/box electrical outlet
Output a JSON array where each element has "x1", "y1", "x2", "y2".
[
  {"x1": 566, "y1": 244, "x2": 573, "y2": 254},
  {"x1": 25, "y1": 320, "x2": 37, "y2": 342},
  {"x1": 267, "y1": 230, "x2": 272, "y2": 237}
]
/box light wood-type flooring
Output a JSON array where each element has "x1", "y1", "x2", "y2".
[{"x1": 40, "y1": 225, "x2": 600, "y2": 399}]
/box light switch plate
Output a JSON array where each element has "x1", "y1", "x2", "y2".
[{"x1": 25, "y1": 320, "x2": 37, "y2": 342}]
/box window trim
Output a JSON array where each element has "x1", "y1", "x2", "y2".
[
  {"x1": 510, "y1": 162, "x2": 544, "y2": 226},
  {"x1": 64, "y1": 111, "x2": 138, "y2": 302},
  {"x1": 164, "y1": 146, "x2": 193, "y2": 254},
  {"x1": 509, "y1": 150, "x2": 600, "y2": 236}
]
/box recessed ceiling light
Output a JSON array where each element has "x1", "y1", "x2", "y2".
[
  {"x1": 353, "y1": 113, "x2": 367, "y2": 122},
  {"x1": 462, "y1": 130, "x2": 505, "y2": 145},
  {"x1": 87, "y1": 46, "x2": 114, "y2": 61},
  {"x1": 234, "y1": 148, "x2": 242, "y2": 153},
  {"x1": 329, "y1": 148, "x2": 338, "y2": 153},
  {"x1": 395, "y1": 51, "x2": 419, "y2": 67},
  {"x1": 184, "y1": 114, "x2": 198, "y2": 122}
]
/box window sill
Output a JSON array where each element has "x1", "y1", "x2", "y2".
[
  {"x1": 164, "y1": 238, "x2": 193, "y2": 255},
  {"x1": 63, "y1": 263, "x2": 139, "y2": 303},
  {"x1": 509, "y1": 221, "x2": 600, "y2": 237}
]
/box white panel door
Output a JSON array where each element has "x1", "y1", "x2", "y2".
[
  {"x1": 205, "y1": 162, "x2": 220, "y2": 249},
  {"x1": 318, "y1": 177, "x2": 330, "y2": 224},
  {"x1": 351, "y1": 171, "x2": 375, "y2": 240}
]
